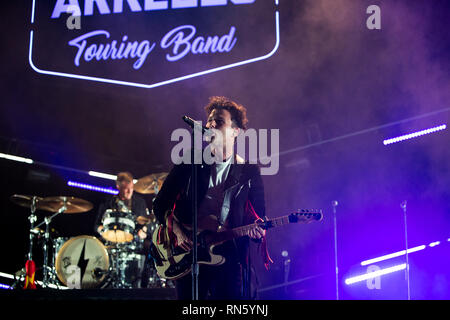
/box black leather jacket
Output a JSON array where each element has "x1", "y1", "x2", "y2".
[{"x1": 153, "y1": 155, "x2": 266, "y2": 264}]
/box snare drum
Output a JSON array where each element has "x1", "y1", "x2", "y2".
[
  {"x1": 55, "y1": 235, "x2": 109, "y2": 289},
  {"x1": 101, "y1": 209, "x2": 136, "y2": 243}
]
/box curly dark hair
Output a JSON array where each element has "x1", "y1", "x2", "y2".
[{"x1": 204, "y1": 96, "x2": 248, "y2": 130}]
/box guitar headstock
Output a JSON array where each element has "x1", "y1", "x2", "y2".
[{"x1": 289, "y1": 209, "x2": 323, "y2": 223}]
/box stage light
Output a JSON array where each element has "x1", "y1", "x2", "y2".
[
  {"x1": 88, "y1": 171, "x2": 117, "y2": 180},
  {"x1": 31, "y1": 0, "x2": 36, "y2": 23},
  {"x1": 0, "y1": 152, "x2": 34, "y2": 164},
  {"x1": 383, "y1": 124, "x2": 447, "y2": 145},
  {"x1": 88, "y1": 171, "x2": 138, "y2": 183},
  {"x1": 428, "y1": 241, "x2": 440, "y2": 247},
  {"x1": 360, "y1": 245, "x2": 426, "y2": 266},
  {"x1": 345, "y1": 264, "x2": 406, "y2": 285},
  {"x1": 67, "y1": 181, "x2": 118, "y2": 195},
  {"x1": 0, "y1": 283, "x2": 12, "y2": 290}
]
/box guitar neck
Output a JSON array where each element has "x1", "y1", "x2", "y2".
[{"x1": 211, "y1": 215, "x2": 292, "y2": 244}]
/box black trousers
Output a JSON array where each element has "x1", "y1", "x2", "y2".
[{"x1": 175, "y1": 242, "x2": 246, "y2": 300}]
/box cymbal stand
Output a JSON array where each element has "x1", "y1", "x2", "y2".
[
  {"x1": 21, "y1": 197, "x2": 39, "y2": 289},
  {"x1": 35, "y1": 198, "x2": 67, "y2": 287},
  {"x1": 27, "y1": 197, "x2": 38, "y2": 261},
  {"x1": 153, "y1": 179, "x2": 159, "y2": 195}
]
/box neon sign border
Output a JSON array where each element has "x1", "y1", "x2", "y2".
[{"x1": 29, "y1": 0, "x2": 280, "y2": 89}]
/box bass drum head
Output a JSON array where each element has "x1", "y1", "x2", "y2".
[{"x1": 55, "y1": 235, "x2": 109, "y2": 289}]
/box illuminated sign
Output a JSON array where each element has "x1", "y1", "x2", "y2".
[{"x1": 29, "y1": 0, "x2": 280, "y2": 88}]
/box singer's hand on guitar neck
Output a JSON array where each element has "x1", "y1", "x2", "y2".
[
  {"x1": 247, "y1": 218, "x2": 266, "y2": 240},
  {"x1": 172, "y1": 219, "x2": 193, "y2": 251}
]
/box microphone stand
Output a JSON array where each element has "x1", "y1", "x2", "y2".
[
  {"x1": 182, "y1": 115, "x2": 211, "y2": 300},
  {"x1": 190, "y1": 120, "x2": 200, "y2": 301},
  {"x1": 332, "y1": 200, "x2": 339, "y2": 300},
  {"x1": 401, "y1": 200, "x2": 410, "y2": 300}
]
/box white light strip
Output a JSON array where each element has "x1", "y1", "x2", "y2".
[
  {"x1": 0, "y1": 154, "x2": 138, "y2": 185},
  {"x1": 345, "y1": 264, "x2": 406, "y2": 285},
  {"x1": 88, "y1": 171, "x2": 117, "y2": 180},
  {"x1": 428, "y1": 241, "x2": 440, "y2": 247},
  {"x1": 383, "y1": 124, "x2": 447, "y2": 145},
  {"x1": 0, "y1": 272, "x2": 14, "y2": 279},
  {"x1": 31, "y1": 0, "x2": 36, "y2": 24},
  {"x1": 360, "y1": 245, "x2": 426, "y2": 266},
  {"x1": 28, "y1": 8, "x2": 280, "y2": 89},
  {"x1": 0, "y1": 152, "x2": 34, "y2": 164},
  {"x1": 88, "y1": 171, "x2": 138, "y2": 183}
]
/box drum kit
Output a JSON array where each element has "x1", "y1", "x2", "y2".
[{"x1": 10, "y1": 172, "x2": 173, "y2": 290}]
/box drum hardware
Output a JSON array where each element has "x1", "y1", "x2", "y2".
[
  {"x1": 133, "y1": 172, "x2": 168, "y2": 194},
  {"x1": 11, "y1": 194, "x2": 93, "y2": 288},
  {"x1": 100, "y1": 209, "x2": 136, "y2": 243},
  {"x1": 136, "y1": 215, "x2": 153, "y2": 225},
  {"x1": 12, "y1": 193, "x2": 171, "y2": 289},
  {"x1": 10, "y1": 195, "x2": 42, "y2": 262},
  {"x1": 55, "y1": 235, "x2": 110, "y2": 289},
  {"x1": 33, "y1": 198, "x2": 69, "y2": 287}
]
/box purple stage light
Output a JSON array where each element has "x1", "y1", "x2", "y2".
[
  {"x1": 360, "y1": 245, "x2": 426, "y2": 266},
  {"x1": 0, "y1": 284, "x2": 12, "y2": 290},
  {"x1": 383, "y1": 124, "x2": 446, "y2": 145},
  {"x1": 0, "y1": 283, "x2": 12, "y2": 290},
  {"x1": 345, "y1": 264, "x2": 406, "y2": 285},
  {"x1": 67, "y1": 181, "x2": 118, "y2": 195}
]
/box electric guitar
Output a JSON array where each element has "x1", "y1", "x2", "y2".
[{"x1": 150, "y1": 209, "x2": 323, "y2": 280}]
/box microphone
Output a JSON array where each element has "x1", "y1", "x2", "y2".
[{"x1": 182, "y1": 115, "x2": 213, "y2": 135}]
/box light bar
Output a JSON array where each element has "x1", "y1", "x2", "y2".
[
  {"x1": 360, "y1": 245, "x2": 426, "y2": 266},
  {"x1": 0, "y1": 283, "x2": 12, "y2": 290},
  {"x1": 88, "y1": 171, "x2": 138, "y2": 184},
  {"x1": 88, "y1": 171, "x2": 117, "y2": 180},
  {"x1": 428, "y1": 241, "x2": 440, "y2": 247},
  {"x1": 345, "y1": 264, "x2": 406, "y2": 285},
  {"x1": 0, "y1": 152, "x2": 33, "y2": 164},
  {"x1": 68, "y1": 181, "x2": 118, "y2": 195},
  {"x1": 383, "y1": 124, "x2": 447, "y2": 145}
]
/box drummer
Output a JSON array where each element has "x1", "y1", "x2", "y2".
[{"x1": 95, "y1": 172, "x2": 149, "y2": 241}]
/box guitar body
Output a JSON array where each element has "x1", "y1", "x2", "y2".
[
  {"x1": 151, "y1": 210, "x2": 323, "y2": 280},
  {"x1": 151, "y1": 225, "x2": 226, "y2": 280}
]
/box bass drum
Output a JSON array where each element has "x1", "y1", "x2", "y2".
[{"x1": 55, "y1": 235, "x2": 109, "y2": 289}]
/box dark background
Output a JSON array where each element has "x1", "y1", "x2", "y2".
[{"x1": 0, "y1": 0, "x2": 449, "y2": 299}]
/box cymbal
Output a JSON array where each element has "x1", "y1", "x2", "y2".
[
  {"x1": 10, "y1": 194, "x2": 46, "y2": 210},
  {"x1": 134, "y1": 172, "x2": 168, "y2": 194},
  {"x1": 136, "y1": 214, "x2": 156, "y2": 225},
  {"x1": 11, "y1": 194, "x2": 93, "y2": 214},
  {"x1": 40, "y1": 196, "x2": 93, "y2": 214}
]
